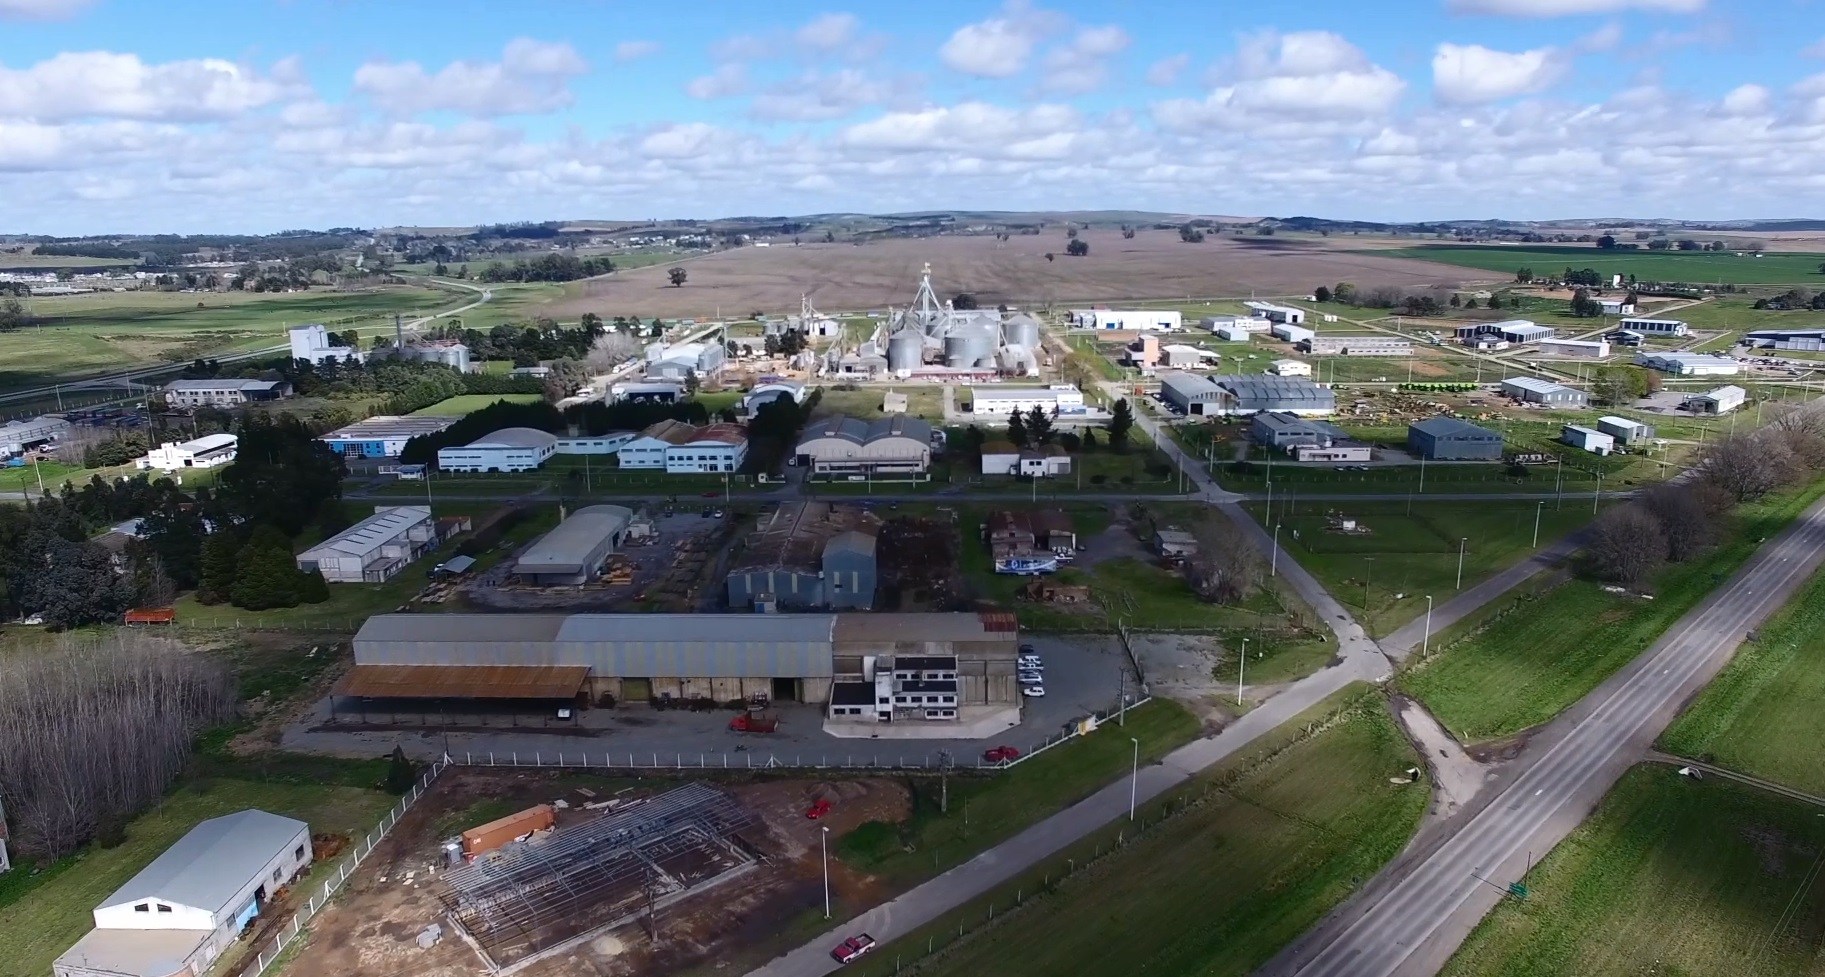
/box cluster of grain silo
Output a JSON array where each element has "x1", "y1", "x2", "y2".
[{"x1": 825, "y1": 264, "x2": 1043, "y2": 379}]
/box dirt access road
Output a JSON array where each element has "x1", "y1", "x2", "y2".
[{"x1": 543, "y1": 229, "x2": 1484, "y2": 319}]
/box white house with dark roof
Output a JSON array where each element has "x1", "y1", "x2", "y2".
[
  {"x1": 54, "y1": 810, "x2": 311, "y2": 977},
  {"x1": 435, "y1": 426, "x2": 560, "y2": 472}
]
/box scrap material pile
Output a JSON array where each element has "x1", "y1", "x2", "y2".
[{"x1": 440, "y1": 783, "x2": 759, "y2": 968}]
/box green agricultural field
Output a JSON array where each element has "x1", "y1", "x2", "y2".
[
  {"x1": 1443, "y1": 767, "x2": 1825, "y2": 977},
  {"x1": 860, "y1": 692, "x2": 1426, "y2": 977},
  {"x1": 1245, "y1": 500, "x2": 1598, "y2": 637},
  {"x1": 0, "y1": 286, "x2": 456, "y2": 393},
  {"x1": 1660, "y1": 564, "x2": 1825, "y2": 795},
  {"x1": 1375, "y1": 244, "x2": 1825, "y2": 286},
  {"x1": 407, "y1": 393, "x2": 544, "y2": 416},
  {"x1": 1402, "y1": 484, "x2": 1825, "y2": 742},
  {"x1": 808, "y1": 385, "x2": 946, "y2": 421},
  {"x1": 0, "y1": 780, "x2": 392, "y2": 977}
]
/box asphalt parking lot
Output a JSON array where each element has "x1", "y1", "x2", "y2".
[{"x1": 282, "y1": 634, "x2": 1139, "y2": 766}]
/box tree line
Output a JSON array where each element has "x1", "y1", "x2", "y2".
[
  {"x1": 476, "y1": 253, "x2": 616, "y2": 283},
  {"x1": 1585, "y1": 407, "x2": 1825, "y2": 585}
]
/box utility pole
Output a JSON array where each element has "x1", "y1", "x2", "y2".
[
  {"x1": 1271, "y1": 522, "x2": 1282, "y2": 577},
  {"x1": 1456, "y1": 537, "x2": 1468, "y2": 590},
  {"x1": 1422, "y1": 595, "x2": 1434, "y2": 656},
  {"x1": 1237, "y1": 637, "x2": 1248, "y2": 706},
  {"x1": 1128, "y1": 737, "x2": 1140, "y2": 822},
  {"x1": 1532, "y1": 501, "x2": 1543, "y2": 548}
]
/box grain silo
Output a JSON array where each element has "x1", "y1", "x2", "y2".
[
  {"x1": 887, "y1": 330, "x2": 925, "y2": 373},
  {"x1": 1001, "y1": 314, "x2": 1040, "y2": 350}
]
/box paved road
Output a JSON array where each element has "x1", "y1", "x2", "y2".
[
  {"x1": 1269, "y1": 492, "x2": 1825, "y2": 977},
  {"x1": 1380, "y1": 532, "x2": 1582, "y2": 660}
]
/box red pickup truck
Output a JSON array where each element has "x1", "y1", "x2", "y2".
[{"x1": 831, "y1": 934, "x2": 876, "y2": 964}]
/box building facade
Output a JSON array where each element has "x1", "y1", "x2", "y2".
[
  {"x1": 436, "y1": 427, "x2": 560, "y2": 473},
  {"x1": 287, "y1": 324, "x2": 361, "y2": 365},
  {"x1": 1685, "y1": 385, "x2": 1746, "y2": 415},
  {"x1": 318, "y1": 416, "x2": 457, "y2": 459},
  {"x1": 726, "y1": 503, "x2": 880, "y2": 610},
  {"x1": 1069, "y1": 309, "x2": 1183, "y2": 331},
  {"x1": 1408, "y1": 417, "x2": 1503, "y2": 460},
  {"x1": 1634, "y1": 352, "x2": 1740, "y2": 376},
  {"x1": 513, "y1": 505, "x2": 635, "y2": 586},
  {"x1": 1562, "y1": 425, "x2": 1615, "y2": 455},
  {"x1": 1596, "y1": 416, "x2": 1655, "y2": 445},
  {"x1": 1617, "y1": 317, "x2": 1689, "y2": 336},
  {"x1": 1501, "y1": 377, "x2": 1588, "y2": 407},
  {"x1": 162, "y1": 379, "x2": 292, "y2": 408},
  {"x1": 296, "y1": 506, "x2": 438, "y2": 583},
  {"x1": 966, "y1": 385, "x2": 1086, "y2": 416},
  {"x1": 795, "y1": 415, "x2": 933, "y2": 476},
  {"x1": 1298, "y1": 336, "x2": 1413, "y2": 356},
  {"x1": 137, "y1": 434, "x2": 238, "y2": 472}
]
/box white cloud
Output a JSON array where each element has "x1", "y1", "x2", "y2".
[
  {"x1": 796, "y1": 12, "x2": 860, "y2": 51},
  {"x1": 353, "y1": 39, "x2": 587, "y2": 117},
  {"x1": 1446, "y1": 0, "x2": 1704, "y2": 15},
  {"x1": 613, "y1": 40, "x2": 661, "y2": 63},
  {"x1": 0, "y1": 52, "x2": 297, "y2": 122},
  {"x1": 1041, "y1": 25, "x2": 1130, "y2": 94},
  {"x1": 685, "y1": 64, "x2": 748, "y2": 100},
  {"x1": 1145, "y1": 54, "x2": 1190, "y2": 86},
  {"x1": 0, "y1": 0, "x2": 91, "y2": 20},
  {"x1": 750, "y1": 69, "x2": 905, "y2": 122},
  {"x1": 1432, "y1": 43, "x2": 1565, "y2": 103},
  {"x1": 1159, "y1": 31, "x2": 1404, "y2": 130},
  {"x1": 938, "y1": 1, "x2": 1066, "y2": 78},
  {"x1": 839, "y1": 101, "x2": 1081, "y2": 153},
  {"x1": 1718, "y1": 83, "x2": 1769, "y2": 115},
  {"x1": 639, "y1": 122, "x2": 722, "y2": 159}
]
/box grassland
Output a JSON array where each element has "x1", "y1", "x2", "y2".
[
  {"x1": 1375, "y1": 244, "x2": 1825, "y2": 286},
  {"x1": 1659, "y1": 563, "x2": 1825, "y2": 795},
  {"x1": 408, "y1": 393, "x2": 544, "y2": 416},
  {"x1": 1243, "y1": 500, "x2": 1599, "y2": 637},
  {"x1": 836, "y1": 699, "x2": 1201, "y2": 887},
  {"x1": 0, "y1": 780, "x2": 392, "y2": 977},
  {"x1": 0, "y1": 286, "x2": 457, "y2": 393},
  {"x1": 1401, "y1": 484, "x2": 1825, "y2": 742},
  {"x1": 1443, "y1": 767, "x2": 1825, "y2": 977},
  {"x1": 852, "y1": 690, "x2": 1426, "y2": 977}
]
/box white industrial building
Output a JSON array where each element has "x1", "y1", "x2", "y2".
[
  {"x1": 1617, "y1": 317, "x2": 1689, "y2": 336},
  {"x1": 514, "y1": 505, "x2": 636, "y2": 585},
  {"x1": 1299, "y1": 336, "x2": 1412, "y2": 356},
  {"x1": 1212, "y1": 324, "x2": 1253, "y2": 342},
  {"x1": 644, "y1": 340, "x2": 726, "y2": 380},
  {"x1": 317, "y1": 416, "x2": 457, "y2": 459},
  {"x1": 1270, "y1": 322, "x2": 1316, "y2": 344},
  {"x1": 1159, "y1": 344, "x2": 1219, "y2": 369},
  {"x1": 0, "y1": 414, "x2": 69, "y2": 455},
  {"x1": 287, "y1": 324, "x2": 362, "y2": 365},
  {"x1": 1562, "y1": 425, "x2": 1615, "y2": 455},
  {"x1": 1202, "y1": 315, "x2": 1263, "y2": 336},
  {"x1": 1537, "y1": 339, "x2": 1611, "y2": 359},
  {"x1": 966, "y1": 384, "x2": 1086, "y2": 416},
  {"x1": 1245, "y1": 301, "x2": 1306, "y2": 325},
  {"x1": 980, "y1": 443, "x2": 1073, "y2": 478},
  {"x1": 743, "y1": 380, "x2": 806, "y2": 416},
  {"x1": 1501, "y1": 377, "x2": 1589, "y2": 407},
  {"x1": 796, "y1": 415, "x2": 933, "y2": 477},
  {"x1": 1268, "y1": 359, "x2": 1313, "y2": 377},
  {"x1": 136, "y1": 433, "x2": 237, "y2": 472},
  {"x1": 161, "y1": 379, "x2": 292, "y2": 408},
  {"x1": 1596, "y1": 297, "x2": 1637, "y2": 315},
  {"x1": 436, "y1": 427, "x2": 560, "y2": 473},
  {"x1": 1685, "y1": 385, "x2": 1746, "y2": 415},
  {"x1": 1634, "y1": 352, "x2": 1740, "y2": 376},
  {"x1": 1596, "y1": 416, "x2": 1655, "y2": 445},
  {"x1": 609, "y1": 380, "x2": 685, "y2": 404},
  {"x1": 296, "y1": 505, "x2": 438, "y2": 583},
  {"x1": 1458, "y1": 320, "x2": 1555, "y2": 345},
  {"x1": 53, "y1": 810, "x2": 311, "y2": 977},
  {"x1": 618, "y1": 420, "x2": 748, "y2": 473},
  {"x1": 1068, "y1": 309, "x2": 1183, "y2": 331}
]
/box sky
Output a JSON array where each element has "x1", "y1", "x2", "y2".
[{"x1": 3, "y1": 0, "x2": 1825, "y2": 234}]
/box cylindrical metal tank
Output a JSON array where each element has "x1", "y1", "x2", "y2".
[
  {"x1": 943, "y1": 332, "x2": 974, "y2": 368},
  {"x1": 1002, "y1": 315, "x2": 1039, "y2": 349},
  {"x1": 958, "y1": 326, "x2": 997, "y2": 367},
  {"x1": 888, "y1": 330, "x2": 925, "y2": 373}
]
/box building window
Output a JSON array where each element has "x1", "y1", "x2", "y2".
[
  {"x1": 157, "y1": 904, "x2": 172, "y2": 913},
  {"x1": 135, "y1": 903, "x2": 150, "y2": 912},
  {"x1": 272, "y1": 867, "x2": 283, "y2": 883},
  {"x1": 295, "y1": 843, "x2": 307, "y2": 861}
]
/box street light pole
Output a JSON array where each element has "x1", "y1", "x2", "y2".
[
  {"x1": 1271, "y1": 522, "x2": 1282, "y2": 577},
  {"x1": 1422, "y1": 595, "x2": 1434, "y2": 657},
  {"x1": 1237, "y1": 637, "x2": 1248, "y2": 706},
  {"x1": 1593, "y1": 472, "x2": 1603, "y2": 514},
  {"x1": 821, "y1": 826, "x2": 831, "y2": 918},
  {"x1": 1128, "y1": 737, "x2": 1140, "y2": 821},
  {"x1": 1532, "y1": 501, "x2": 1543, "y2": 548},
  {"x1": 1456, "y1": 537, "x2": 1467, "y2": 590}
]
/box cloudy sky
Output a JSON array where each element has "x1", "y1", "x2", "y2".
[{"x1": 3, "y1": 0, "x2": 1822, "y2": 234}]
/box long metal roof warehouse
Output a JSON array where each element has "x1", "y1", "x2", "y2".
[
  {"x1": 342, "y1": 611, "x2": 1019, "y2": 706},
  {"x1": 513, "y1": 504, "x2": 635, "y2": 585}
]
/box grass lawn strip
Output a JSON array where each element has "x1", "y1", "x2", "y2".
[
  {"x1": 1659, "y1": 562, "x2": 1825, "y2": 796},
  {"x1": 1401, "y1": 482, "x2": 1825, "y2": 743},
  {"x1": 408, "y1": 393, "x2": 544, "y2": 416},
  {"x1": 1442, "y1": 767, "x2": 1825, "y2": 977},
  {"x1": 0, "y1": 781, "x2": 392, "y2": 977},
  {"x1": 846, "y1": 688, "x2": 1426, "y2": 977}
]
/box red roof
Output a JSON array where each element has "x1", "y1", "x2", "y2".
[{"x1": 124, "y1": 608, "x2": 176, "y2": 624}]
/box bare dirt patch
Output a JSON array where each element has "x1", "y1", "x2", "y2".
[
  {"x1": 283, "y1": 768, "x2": 910, "y2": 977},
  {"x1": 538, "y1": 229, "x2": 1480, "y2": 319}
]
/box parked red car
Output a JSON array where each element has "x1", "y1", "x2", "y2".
[
  {"x1": 805, "y1": 798, "x2": 833, "y2": 820},
  {"x1": 831, "y1": 934, "x2": 876, "y2": 964},
  {"x1": 982, "y1": 745, "x2": 1021, "y2": 764}
]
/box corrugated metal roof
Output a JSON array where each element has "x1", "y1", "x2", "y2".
[
  {"x1": 1503, "y1": 376, "x2": 1571, "y2": 394},
  {"x1": 833, "y1": 613, "x2": 1011, "y2": 644},
  {"x1": 57, "y1": 927, "x2": 209, "y2": 977},
  {"x1": 100, "y1": 810, "x2": 306, "y2": 916},
  {"x1": 514, "y1": 505, "x2": 633, "y2": 575},
  {"x1": 321, "y1": 415, "x2": 457, "y2": 441},
  {"x1": 1411, "y1": 416, "x2": 1498, "y2": 439},
  {"x1": 467, "y1": 427, "x2": 559, "y2": 450},
  {"x1": 164, "y1": 378, "x2": 286, "y2": 392},
  {"x1": 300, "y1": 506, "x2": 431, "y2": 561},
  {"x1": 1158, "y1": 371, "x2": 1224, "y2": 399},
  {"x1": 336, "y1": 664, "x2": 587, "y2": 699},
  {"x1": 356, "y1": 612, "x2": 569, "y2": 644},
  {"x1": 174, "y1": 432, "x2": 237, "y2": 453}
]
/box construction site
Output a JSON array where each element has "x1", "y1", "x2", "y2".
[{"x1": 280, "y1": 768, "x2": 910, "y2": 977}]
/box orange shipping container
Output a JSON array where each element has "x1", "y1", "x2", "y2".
[{"x1": 461, "y1": 804, "x2": 556, "y2": 857}]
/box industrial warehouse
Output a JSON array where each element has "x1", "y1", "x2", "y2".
[
  {"x1": 794, "y1": 414, "x2": 933, "y2": 478},
  {"x1": 725, "y1": 502, "x2": 880, "y2": 610},
  {"x1": 513, "y1": 505, "x2": 637, "y2": 585},
  {"x1": 337, "y1": 610, "x2": 1020, "y2": 718},
  {"x1": 1159, "y1": 372, "x2": 1337, "y2": 416}
]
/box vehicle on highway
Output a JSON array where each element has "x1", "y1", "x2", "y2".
[
  {"x1": 982, "y1": 745, "x2": 1021, "y2": 763},
  {"x1": 831, "y1": 935, "x2": 876, "y2": 964},
  {"x1": 1021, "y1": 684, "x2": 1046, "y2": 697}
]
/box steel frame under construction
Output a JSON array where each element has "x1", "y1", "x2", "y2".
[{"x1": 440, "y1": 783, "x2": 758, "y2": 969}]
